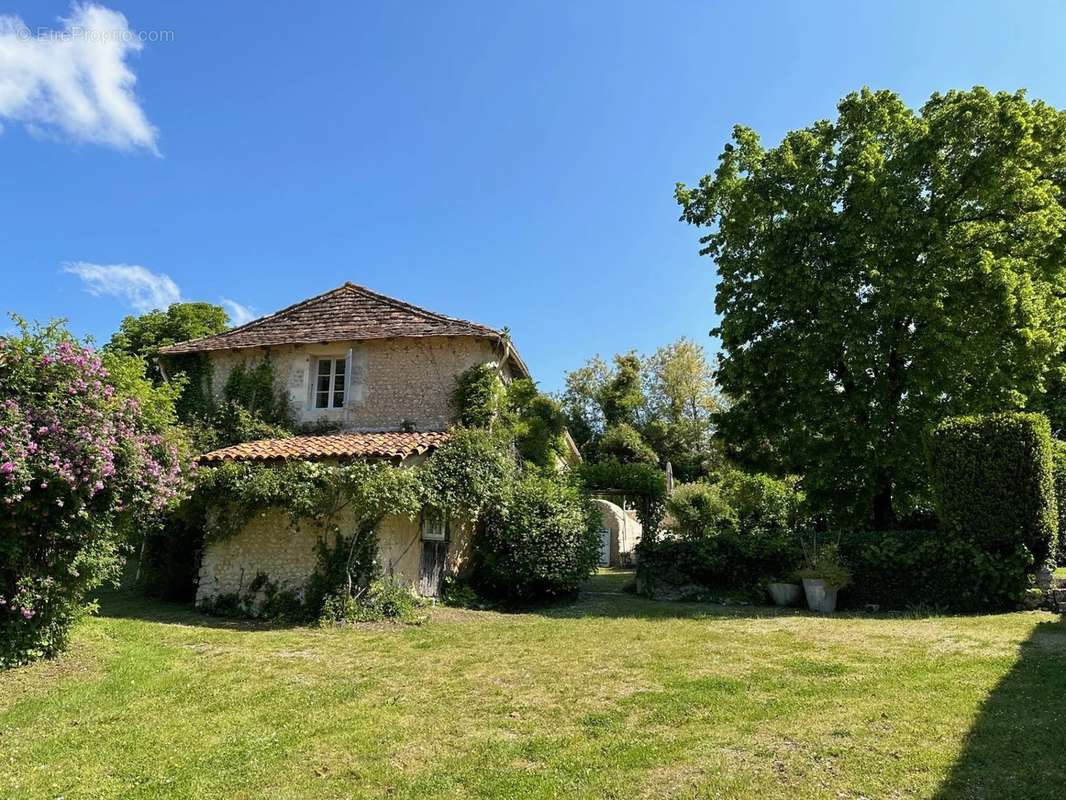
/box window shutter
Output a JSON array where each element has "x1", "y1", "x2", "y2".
[{"x1": 344, "y1": 348, "x2": 353, "y2": 407}]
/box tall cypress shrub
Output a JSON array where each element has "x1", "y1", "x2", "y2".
[{"x1": 927, "y1": 413, "x2": 1057, "y2": 567}]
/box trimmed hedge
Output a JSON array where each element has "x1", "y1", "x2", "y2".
[
  {"x1": 927, "y1": 412, "x2": 1057, "y2": 567},
  {"x1": 838, "y1": 529, "x2": 1032, "y2": 612},
  {"x1": 1054, "y1": 440, "x2": 1066, "y2": 565}
]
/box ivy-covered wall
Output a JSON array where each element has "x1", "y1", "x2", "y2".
[{"x1": 195, "y1": 508, "x2": 474, "y2": 608}]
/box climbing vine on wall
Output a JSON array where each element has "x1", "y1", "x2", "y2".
[
  {"x1": 168, "y1": 353, "x2": 215, "y2": 422},
  {"x1": 451, "y1": 364, "x2": 568, "y2": 468},
  {"x1": 193, "y1": 428, "x2": 514, "y2": 615},
  {"x1": 223, "y1": 359, "x2": 293, "y2": 428}
]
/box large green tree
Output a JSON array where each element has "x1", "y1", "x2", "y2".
[
  {"x1": 106, "y1": 302, "x2": 230, "y2": 382},
  {"x1": 560, "y1": 339, "x2": 720, "y2": 479},
  {"x1": 677, "y1": 87, "x2": 1066, "y2": 527},
  {"x1": 642, "y1": 339, "x2": 722, "y2": 479},
  {"x1": 106, "y1": 303, "x2": 230, "y2": 423}
]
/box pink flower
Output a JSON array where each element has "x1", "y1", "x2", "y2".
[
  {"x1": 21, "y1": 608, "x2": 34, "y2": 619},
  {"x1": 0, "y1": 462, "x2": 13, "y2": 475}
]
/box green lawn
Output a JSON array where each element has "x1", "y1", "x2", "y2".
[{"x1": 1, "y1": 582, "x2": 1064, "y2": 800}]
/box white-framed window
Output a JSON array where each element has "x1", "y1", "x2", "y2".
[
  {"x1": 421, "y1": 507, "x2": 448, "y2": 542},
  {"x1": 314, "y1": 357, "x2": 347, "y2": 409}
]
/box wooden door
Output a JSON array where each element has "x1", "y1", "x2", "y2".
[{"x1": 418, "y1": 539, "x2": 448, "y2": 597}]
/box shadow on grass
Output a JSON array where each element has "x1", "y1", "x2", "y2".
[
  {"x1": 582, "y1": 568, "x2": 636, "y2": 594},
  {"x1": 92, "y1": 587, "x2": 309, "y2": 632},
  {"x1": 933, "y1": 614, "x2": 1066, "y2": 799},
  {"x1": 95, "y1": 581, "x2": 827, "y2": 629},
  {"x1": 96, "y1": 577, "x2": 1025, "y2": 629}
]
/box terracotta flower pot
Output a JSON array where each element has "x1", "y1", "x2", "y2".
[
  {"x1": 802, "y1": 578, "x2": 838, "y2": 613},
  {"x1": 768, "y1": 582, "x2": 803, "y2": 607}
]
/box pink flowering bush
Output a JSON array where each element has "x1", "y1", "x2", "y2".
[{"x1": 1, "y1": 321, "x2": 186, "y2": 667}]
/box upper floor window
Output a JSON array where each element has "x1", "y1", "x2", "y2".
[{"x1": 315, "y1": 357, "x2": 346, "y2": 408}]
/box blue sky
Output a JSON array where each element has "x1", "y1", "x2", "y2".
[{"x1": 2, "y1": 1, "x2": 1065, "y2": 392}]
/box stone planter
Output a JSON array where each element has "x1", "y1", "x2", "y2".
[
  {"x1": 802, "y1": 578, "x2": 838, "y2": 613},
  {"x1": 768, "y1": 582, "x2": 803, "y2": 607}
]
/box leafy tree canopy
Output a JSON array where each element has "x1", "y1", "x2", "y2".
[
  {"x1": 676, "y1": 87, "x2": 1066, "y2": 527},
  {"x1": 561, "y1": 339, "x2": 721, "y2": 480},
  {"x1": 106, "y1": 302, "x2": 230, "y2": 381}
]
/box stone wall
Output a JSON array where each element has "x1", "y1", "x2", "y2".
[
  {"x1": 195, "y1": 508, "x2": 475, "y2": 607},
  {"x1": 204, "y1": 336, "x2": 507, "y2": 432}
]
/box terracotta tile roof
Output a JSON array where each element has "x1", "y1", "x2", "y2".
[
  {"x1": 158, "y1": 282, "x2": 505, "y2": 355},
  {"x1": 199, "y1": 430, "x2": 450, "y2": 463}
]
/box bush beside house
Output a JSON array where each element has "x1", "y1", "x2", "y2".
[
  {"x1": 830, "y1": 413, "x2": 1056, "y2": 611},
  {"x1": 474, "y1": 474, "x2": 601, "y2": 603},
  {"x1": 632, "y1": 413, "x2": 1059, "y2": 612}
]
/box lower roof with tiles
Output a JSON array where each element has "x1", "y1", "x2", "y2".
[{"x1": 199, "y1": 430, "x2": 449, "y2": 463}]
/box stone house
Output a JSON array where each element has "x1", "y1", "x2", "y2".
[{"x1": 158, "y1": 282, "x2": 562, "y2": 606}]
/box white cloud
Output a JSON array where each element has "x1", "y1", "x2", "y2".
[
  {"x1": 0, "y1": 4, "x2": 158, "y2": 152},
  {"x1": 221, "y1": 298, "x2": 257, "y2": 326},
  {"x1": 64, "y1": 261, "x2": 256, "y2": 324},
  {"x1": 63, "y1": 262, "x2": 180, "y2": 312}
]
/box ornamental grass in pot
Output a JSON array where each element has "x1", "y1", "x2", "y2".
[{"x1": 797, "y1": 535, "x2": 850, "y2": 613}]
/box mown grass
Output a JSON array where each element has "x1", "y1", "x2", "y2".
[{"x1": 0, "y1": 584, "x2": 1064, "y2": 799}]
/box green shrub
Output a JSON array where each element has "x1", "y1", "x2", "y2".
[
  {"x1": 795, "y1": 542, "x2": 850, "y2": 590},
  {"x1": 506, "y1": 380, "x2": 568, "y2": 467},
  {"x1": 640, "y1": 472, "x2": 804, "y2": 592},
  {"x1": 419, "y1": 427, "x2": 514, "y2": 520},
  {"x1": 452, "y1": 367, "x2": 568, "y2": 468},
  {"x1": 196, "y1": 573, "x2": 306, "y2": 621},
  {"x1": 319, "y1": 578, "x2": 424, "y2": 625},
  {"x1": 666, "y1": 482, "x2": 734, "y2": 534},
  {"x1": 303, "y1": 529, "x2": 380, "y2": 617},
  {"x1": 222, "y1": 359, "x2": 293, "y2": 429},
  {"x1": 722, "y1": 472, "x2": 803, "y2": 533},
  {"x1": 247, "y1": 573, "x2": 305, "y2": 621},
  {"x1": 474, "y1": 474, "x2": 600, "y2": 603},
  {"x1": 1053, "y1": 440, "x2": 1066, "y2": 565},
  {"x1": 927, "y1": 412, "x2": 1057, "y2": 566},
  {"x1": 208, "y1": 401, "x2": 292, "y2": 449},
  {"x1": 839, "y1": 529, "x2": 1032, "y2": 611},
  {"x1": 439, "y1": 576, "x2": 481, "y2": 608}
]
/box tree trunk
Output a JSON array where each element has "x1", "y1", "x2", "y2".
[{"x1": 872, "y1": 479, "x2": 896, "y2": 530}]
